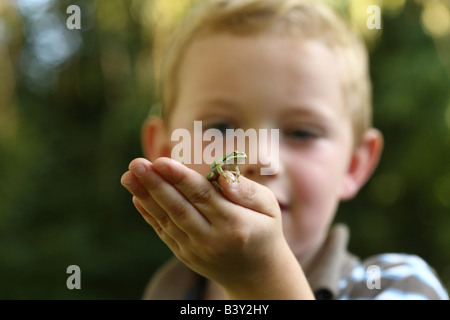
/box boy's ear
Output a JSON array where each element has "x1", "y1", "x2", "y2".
[
  {"x1": 141, "y1": 117, "x2": 172, "y2": 161},
  {"x1": 340, "y1": 128, "x2": 384, "y2": 201}
]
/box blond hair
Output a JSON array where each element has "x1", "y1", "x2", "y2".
[{"x1": 157, "y1": 0, "x2": 372, "y2": 142}]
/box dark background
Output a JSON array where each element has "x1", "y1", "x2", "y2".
[{"x1": 0, "y1": 0, "x2": 449, "y2": 299}]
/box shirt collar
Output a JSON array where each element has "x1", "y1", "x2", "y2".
[{"x1": 304, "y1": 223, "x2": 359, "y2": 299}]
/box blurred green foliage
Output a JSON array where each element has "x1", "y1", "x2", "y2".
[{"x1": 0, "y1": 0, "x2": 449, "y2": 299}]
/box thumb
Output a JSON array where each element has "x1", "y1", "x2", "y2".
[{"x1": 217, "y1": 174, "x2": 280, "y2": 218}]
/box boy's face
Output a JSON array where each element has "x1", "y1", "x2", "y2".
[{"x1": 166, "y1": 33, "x2": 356, "y2": 263}]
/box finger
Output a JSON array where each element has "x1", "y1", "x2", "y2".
[
  {"x1": 123, "y1": 160, "x2": 190, "y2": 244},
  {"x1": 129, "y1": 158, "x2": 211, "y2": 235},
  {"x1": 132, "y1": 196, "x2": 181, "y2": 252},
  {"x1": 121, "y1": 171, "x2": 149, "y2": 199},
  {"x1": 122, "y1": 168, "x2": 170, "y2": 225},
  {"x1": 219, "y1": 175, "x2": 280, "y2": 218},
  {"x1": 152, "y1": 157, "x2": 236, "y2": 223}
]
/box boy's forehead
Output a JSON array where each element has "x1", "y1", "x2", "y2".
[
  {"x1": 174, "y1": 32, "x2": 349, "y2": 120},
  {"x1": 181, "y1": 32, "x2": 345, "y2": 95},
  {"x1": 184, "y1": 31, "x2": 343, "y2": 74}
]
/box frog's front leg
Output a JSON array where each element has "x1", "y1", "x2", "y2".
[
  {"x1": 226, "y1": 166, "x2": 241, "y2": 182},
  {"x1": 224, "y1": 171, "x2": 239, "y2": 183},
  {"x1": 218, "y1": 165, "x2": 238, "y2": 184},
  {"x1": 233, "y1": 166, "x2": 241, "y2": 182}
]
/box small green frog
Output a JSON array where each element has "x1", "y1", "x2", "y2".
[{"x1": 206, "y1": 151, "x2": 247, "y2": 191}]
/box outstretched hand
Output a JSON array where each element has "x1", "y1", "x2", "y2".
[{"x1": 121, "y1": 157, "x2": 314, "y2": 299}]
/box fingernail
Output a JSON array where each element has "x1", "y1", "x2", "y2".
[
  {"x1": 121, "y1": 175, "x2": 131, "y2": 187},
  {"x1": 130, "y1": 163, "x2": 147, "y2": 177}
]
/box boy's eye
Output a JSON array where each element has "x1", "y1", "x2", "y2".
[{"x1": 285, "y1": 129, "x2": 318, "y2": 141}]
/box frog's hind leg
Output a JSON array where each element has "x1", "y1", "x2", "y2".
[{"x1": 212, "y1": 180, "x2": 223, "y2": 191}]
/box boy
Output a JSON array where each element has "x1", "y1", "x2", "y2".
[{"x1": 120, "y1": 0, "x2": 448, "y2": 299}]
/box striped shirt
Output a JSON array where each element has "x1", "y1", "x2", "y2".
[
  {"x1": 336, "y1": 253, "x2": 449, "y2": 300},
  {"x1": 304, "y1": 224, "x2": 448, "y2": 300}
]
